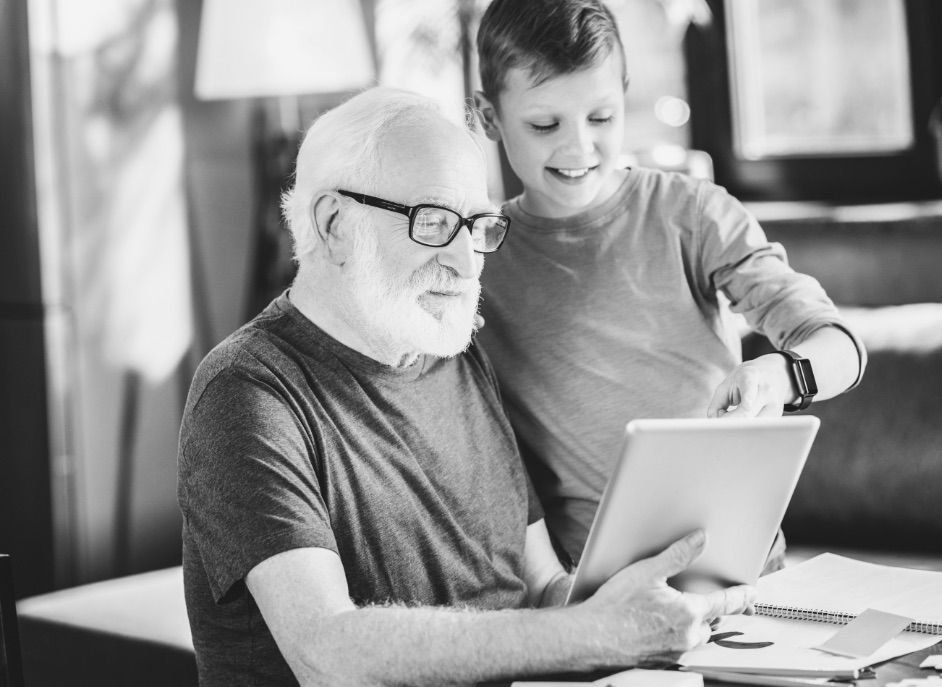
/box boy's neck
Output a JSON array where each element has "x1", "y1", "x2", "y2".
[{"x1": 518, "y1": 167, "x2": 629, "y2": 220}]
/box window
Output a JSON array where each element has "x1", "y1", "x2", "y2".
[{"x1": 686, "y1": 0, "x2": 942, "y2": 202}]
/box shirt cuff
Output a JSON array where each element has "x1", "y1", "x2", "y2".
[{"x1": 820, "y1": 320, "x2": 868, "y2": 392}]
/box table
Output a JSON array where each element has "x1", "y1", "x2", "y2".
[{"x1": 482, "y1": 640, "x2": 942, "y2": 686}]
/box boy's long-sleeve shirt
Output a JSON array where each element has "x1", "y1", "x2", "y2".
[{"x1": 478, "y1": 167, "x2": 865, "y2": 562}]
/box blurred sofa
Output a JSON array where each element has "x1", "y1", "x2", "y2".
[
  {"x1": 743, "y1": 304, "x2": 942, "y2": 571},
  {"x1": 17, "y1": 567, "x2": 196, "y2": 687}
]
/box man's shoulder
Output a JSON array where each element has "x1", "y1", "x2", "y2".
[
  {"x1": 186, "y1": 306, "x2": 318, "y2": 410},
  {"x1": 199, "y1": 316, "x2": 287, "y2": 376}
]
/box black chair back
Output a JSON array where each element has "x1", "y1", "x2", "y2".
[{"x1": 0, "y1": 555, "x2": 25, "y2": 687}]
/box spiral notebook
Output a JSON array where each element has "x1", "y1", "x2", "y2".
[
  {"x1": 754, "y1": 553, "x2": 942, "y2": 635},
  {"x1": 680, "y1": 553, "x2": 942, "y2": 674}
]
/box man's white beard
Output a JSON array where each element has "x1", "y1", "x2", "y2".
[{"x1": 342, "y1": 222, "x2": 481, "y2": 361}]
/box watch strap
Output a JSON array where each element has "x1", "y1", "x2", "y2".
[{"x1": 773, "y1": 349, "x2": 818, "y2": 412}]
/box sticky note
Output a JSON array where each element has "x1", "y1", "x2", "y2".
[{"x1": 815, "y1": 608, "x2": 914, "y2": 659}]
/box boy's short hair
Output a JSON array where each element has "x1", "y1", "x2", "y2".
[{"x1": 477, "y1": 0, "x2": 627, "y2": 101}]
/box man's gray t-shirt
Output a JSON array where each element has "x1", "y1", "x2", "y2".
[{"x1": 178, "y1": 292, "x2": 542, "y2": 686}]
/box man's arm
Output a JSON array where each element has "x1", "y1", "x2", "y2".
[
  {"x1": 246, "y1": 529, "x2": 754, "y2": 687},
  {"x1": 521, "y1": 519, "x2": 572, "y2": 607},
  {"x1": 708, "y1": 325, "x2": 862, "y2": 418}
]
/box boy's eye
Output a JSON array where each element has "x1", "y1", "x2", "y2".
[
  {"x1": 590, "y1": 115, "x2": 614, "y2": 124},
  {"x1": 529, "y1": 122, "x2": 558, "y2": 133}
]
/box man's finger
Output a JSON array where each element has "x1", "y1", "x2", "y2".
[
  {"x1": 633, "y1": 530, "x2": 707, "y2": 580},
  {"x1": 697, "y1": 620, "x2": 713, "y2": 647},
  {"x1": 696, "y1": 584, "x2": 756, "y2": 621}
]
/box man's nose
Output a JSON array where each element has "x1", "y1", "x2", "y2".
[{"x1": 437, "y1": 225, "x2": 482, "y2": 280}]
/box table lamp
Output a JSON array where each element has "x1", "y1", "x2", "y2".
[{"x1": 194, "y1": 0, "x2": 376, "y2": 317}]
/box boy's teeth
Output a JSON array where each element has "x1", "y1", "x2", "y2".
[{"x1": 554, "y1": 168, "x2": 590, "y2": 178}]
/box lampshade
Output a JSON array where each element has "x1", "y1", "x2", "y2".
[{"x1": 195, "y1": 0, "x2": 375, "y2": 100}]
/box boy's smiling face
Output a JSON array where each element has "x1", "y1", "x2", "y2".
[{"x1": 480, "y1": 49, "x2": 627, "y2": 219}]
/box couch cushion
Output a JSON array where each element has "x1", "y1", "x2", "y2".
[{"x1": 17, "y1": 567, "x2": 196, "y2": 687}]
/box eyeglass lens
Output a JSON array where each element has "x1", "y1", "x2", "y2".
[{"x1": 412, "y1": 207, "x2": 508, "y2": 252}]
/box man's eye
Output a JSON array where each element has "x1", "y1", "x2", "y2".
[
  {"x1": 414, "y1": 209, "x2": 454, "y2": 237},
  {"x1": 529, "y1": 122, "x2": 558, "y2": 133}
]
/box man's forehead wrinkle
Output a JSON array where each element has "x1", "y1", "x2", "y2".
[
  {"x1": 376, "y1": 114, "x2": 492, "y2": 215},
  {"x1": 411, "y1": 185, "x2": 495, "y2": 214},
  {"x1": 414, "y1": 194, "x2": 501, "y2": 216}
]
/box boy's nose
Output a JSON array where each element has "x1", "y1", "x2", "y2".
[{"x1": 561, "y1": 122, "x2": 595, "y2": 157}]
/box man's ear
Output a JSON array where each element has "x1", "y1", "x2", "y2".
[
  {"x1": 311, "y1": 192, "x2": 351, "y2": 266},
  {"x1": 473, "y1": 90, "x2": 502, "y2": 142}
]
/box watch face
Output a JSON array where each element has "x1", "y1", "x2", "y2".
[{"x1": 795, "y1": 357, "x2": 818, "y2": 396}]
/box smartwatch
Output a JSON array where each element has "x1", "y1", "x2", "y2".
[{"x1": 774, "y1": 350, "x2": 817, "y2": 412}]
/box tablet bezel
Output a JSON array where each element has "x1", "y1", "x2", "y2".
[{"x1": 566, "y1": 416, "x2": 820, "y2": 605}]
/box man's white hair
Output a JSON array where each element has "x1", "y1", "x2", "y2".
[{"x1": 281, "y1": 87, "x2": 483, "y2": 262}]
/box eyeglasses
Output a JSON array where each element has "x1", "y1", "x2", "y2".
[{"x1": 337, "y1": 190, "x2": 511, "y2": 253}]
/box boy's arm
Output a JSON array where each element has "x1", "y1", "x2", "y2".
[
  {"x1": 246, "y1": 530, "x2": 754, "y2": 687},
  {"x1": 695, "y1": 183, "x2": 865, "y2": 418},
  {"x1": 708, "y1": 325, "x2": 861, "y2": 418}
]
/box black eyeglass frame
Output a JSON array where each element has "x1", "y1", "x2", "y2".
[{"x1": 337, "y1": 190, "x2": 510, "y2": 253}]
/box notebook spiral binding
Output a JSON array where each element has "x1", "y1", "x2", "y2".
[{"x1": 755, "y1": 603, "x2": 942, "y2": 635}]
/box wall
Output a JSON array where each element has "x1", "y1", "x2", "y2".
[
  {"x1": 0, "y1": 0, "x2": 56, "y2": 598},
  {"x1": 12, "y1": 0, "x2": 257, "y2": 590}
]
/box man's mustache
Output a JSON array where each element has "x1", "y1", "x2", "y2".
[{"x1": 410, "y1": 264, "x2": 480, "y2": 296}]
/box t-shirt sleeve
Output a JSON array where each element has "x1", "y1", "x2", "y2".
[
  {"x1": 178, "y1": 364, "x2": 338, "y2": 604},
  {"x1": 695, "y1": 181, "x2": 867, "y2": 388}
]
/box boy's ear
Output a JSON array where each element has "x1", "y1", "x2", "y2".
[
  {"x1": 311, "y1": 192, "x2": 352, "y2": 266},
  {"x1": 473, "y1": 90, "x2": 502, "y2": 142}
]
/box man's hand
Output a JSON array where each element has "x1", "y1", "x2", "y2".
[
  {"x1": 707, "y1": 354, "x2": 794, "y2": 418},
  {"x1": 576, "y1": 530, "x2": 756, "y2": 668}
]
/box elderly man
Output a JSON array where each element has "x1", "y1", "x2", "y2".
[{"x1": 177, "y1": 87, "x2": 754, "y2": 687}]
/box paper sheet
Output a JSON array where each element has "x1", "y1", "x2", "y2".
[
  {"x1": 755, "y1": 554, "x2": 942, "y2": 621},
  {"x1": 680, "y1": 614, "x2": 939, "y2": 673},
  {"x1": 921, "y1": 655, "x2": 942, "y2": 670},
  {"x1": 680, "y1": 554, "x2": 942, "y2": 673}
]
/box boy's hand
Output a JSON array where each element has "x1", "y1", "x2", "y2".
[
  {"x1": 707, "y1": 354, "x2": 796, "y2": 418},
  {"x1": 576, "y1": 531, "x2": 756, "y2": 668}
]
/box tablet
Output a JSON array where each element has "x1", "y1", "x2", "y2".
[{"x1": 565, "y1": 416, "x2": 820, "y2": 604}]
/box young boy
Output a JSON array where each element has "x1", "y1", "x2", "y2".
[{"x1": 473, "y1": 0, "x2": 866, "y2": 566}]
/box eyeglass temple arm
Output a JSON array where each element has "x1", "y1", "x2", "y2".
[{"x1": 338, "y1": 191, "x2": 412, "y2": 219}]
